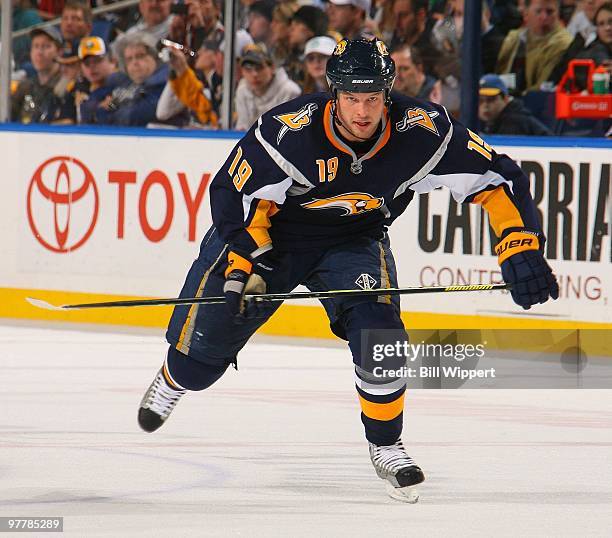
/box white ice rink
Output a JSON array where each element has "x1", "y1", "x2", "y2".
[{"x1": 1, "y1": 323, "x2": 611, "y2": 537}]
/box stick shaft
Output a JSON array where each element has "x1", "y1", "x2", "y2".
[{"x1": 29, "y1": 284, "x2": 510, "y2": 310}]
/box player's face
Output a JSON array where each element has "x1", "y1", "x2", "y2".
[{"x1": 336, "y1": 91, "x2": 385, "y2": 140}]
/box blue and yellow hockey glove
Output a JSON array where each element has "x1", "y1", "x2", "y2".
[
  {"x1": 497, "y1": 231, "x2": 559, "y2": 310},
  {"x1": 223, "y1": 251, "x2": 272, "y2": 319}
]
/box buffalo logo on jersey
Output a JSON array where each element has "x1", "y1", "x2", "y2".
[
  {"x1": 376, "y1": 40, "x2": 389, "y2": 56},
  {"x1": 333, "y1": 39, "x2": 347, "y2": 55},
  {"x1": 301, "y1": 192, "x2": 384, "y2": 216},
  {"x1": 396, "y1": 107, "x2": 440, "y2": 136},
  {"x1": 274, "y1": 103, "x2": 318, "y2": 144}
]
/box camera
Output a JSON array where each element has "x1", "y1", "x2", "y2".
[{"x1": 161, "y1": 38, "x2": 196, "y2": 57}]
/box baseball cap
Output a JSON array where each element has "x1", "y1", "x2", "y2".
[
  {"x1": 30, "y1": 26, "x2": 62, "y2": 47},
  {"x1": 240, "y1": 43, "x2": 272, "y2": 66},
  {"x1": 78, "y1": 36, "x2": 108, "y2": 59},
  {"x1": 304, "y1": 36, "x2": 337, "y2": 58},
  {"x1": 328, "y1": 0, "x2": 371, "y2": 13},
  {"x1": 479, "y1": 74, "x2": 508, "y2": 97}
]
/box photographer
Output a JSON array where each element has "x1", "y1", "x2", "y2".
[
  {"x1": 96, "y1": 32, "x2": 170, "y2": 126},
  {"x1": 167, "y1": 0, "x2": 224, "y2": 55},
  {"x1": 156, "y1": 41, "x2": 218, "y2": 128}
]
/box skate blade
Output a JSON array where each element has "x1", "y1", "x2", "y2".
[{"x1": 385, "y1": 482, "x2": 420, "y2": 503}]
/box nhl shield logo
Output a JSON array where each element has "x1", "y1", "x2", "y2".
[
  {"x1": 355, "y1": 273, "x2": 377, "y2": 290},
  {"x1": 274, "y1": 102, "x2": 318, "y2": 144}
]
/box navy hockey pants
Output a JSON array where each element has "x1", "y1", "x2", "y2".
[{"x1": 166, "y1": 226, "x2": 408, "y2": 445}]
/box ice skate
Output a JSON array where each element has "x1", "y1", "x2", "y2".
[
  {"x1": 369, "y1": 440, "x2": 425, "y2": 503},
  {"x1": 138, "y1": 368, "x2": 186, "y2": 432}
]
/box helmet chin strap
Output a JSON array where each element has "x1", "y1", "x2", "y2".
[{"x1": 331, "y1": 99, "x2": 380, "y2": 142}]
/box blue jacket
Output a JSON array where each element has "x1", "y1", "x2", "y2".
[
  {"x1": 79, "y1": 72, "x2": 130, "y2": 124},
  {"x1": 95, "y1": 64, "x2": 169, "y2": 126}
]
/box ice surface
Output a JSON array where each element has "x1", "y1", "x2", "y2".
[{"x1": 1, "y1": 323, "x2": 611, "y2": 537}]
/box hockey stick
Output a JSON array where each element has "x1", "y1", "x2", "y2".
[{"x1": 26, "y1": 283, "x2": 510, "y2": 311}]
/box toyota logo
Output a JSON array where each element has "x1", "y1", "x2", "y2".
[{"x1": 27, "y1": 156, "x2": 99, "y2": 253}]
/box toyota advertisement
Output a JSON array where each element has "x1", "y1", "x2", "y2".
[{"x1": 1, "y1": 128, "x2": 610, "y2": 325}]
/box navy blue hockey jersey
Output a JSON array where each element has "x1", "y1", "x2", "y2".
[{"x1": 209, "y1": 92, "x2": 542, "y2": 259}]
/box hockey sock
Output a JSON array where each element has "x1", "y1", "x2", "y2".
[
  {"x1": 165, "y1": 346, "x2": 229, "y2": 391},
  {"x1": 356, "y1": 380, "x2": 405, "y2": 446}
]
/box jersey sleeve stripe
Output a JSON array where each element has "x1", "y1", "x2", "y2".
[
  {"x1": 472, "y1": 185, "x2": 525, "y2": 236},
  {"x1": 411, "y1": 169, "x2": 510, "y2": 202},
  {"x1": 245, "y1": 199, "x2": 276, "y2": 249}
]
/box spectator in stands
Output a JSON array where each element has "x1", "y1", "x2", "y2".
[
  {"x1": 389, "y1": 0, "x2": 440, "y2": 76},
  {"x1": 38, "y1": 0, "x2": 66, "y2": 19},
  {"x1": 156, "y1": 44, "x2": 218, "y2": 127},
  {"x1": 235, "y1": 43, "x2": 301, "y2": 130},
  {"x1": 374, "y1": 0, "x2": 397, "y2": 44},
  {"x1": 391, "y1": 43, "x2": 442, "y2": 102},
  {"x1": 77, "y1": 36, "x2": 130, "y2": 124},
  {"x1": 302, "y1": 35, "x2": 336, "y2": 94},
  {"x1": 270, "y1": 1, "x2": 299, "y2": 67},
  {"x1": 482, "y1": 1, "x2": 507, "y2": 74},
  {"x1": 11, "y1": 27, "x2": 76, "y2": 123},
  {"x1": 326, "y1": 0, "x2": 374, "y2": 40},
  {"x1": 550, "y1": 0, "x2": 610, "y2": 83},
  {"x1": 55, "y1": 38, "x2": 81, "y2": 86},
  {"x1": 168, "y1": 0, "x2": 224, "y2": 54},
  {"x1": 586, "y1": 2, "x2": 612, "y2": 63},
  {"x1": 286, "y1": 5, "x2": 329, "y2": 85},
  {"x1": 122, "y1": 0, "x2": 173, "y2": 42},
  {"x1": 478, "y1": 74, "x2": 552, "y2": 135},
  {"x1": 489, "y1": 0, "x2": 523, "y2": 36},
  {"x1": 60, "y1": 1, "x2": 92, "y2": 45},
  {"x1": 496, "y1": 0, "x2": 573, "y2": 93},
  {"x1": 6, "y1": 0, "x2": 43, "y2": 68},
  {"x1": 248, "y1": 0, "x2": 275, "y2": 47},
  {"x1": 566, "y1": 0, "x2": 603, "y2": 39},
  {"x1": 96, "y1": 32, "x2": 169, "y2": 126}
]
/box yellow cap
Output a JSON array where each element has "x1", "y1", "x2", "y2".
[{"x1": 78, "y1": 36, "x2": 107, "y2": 60}]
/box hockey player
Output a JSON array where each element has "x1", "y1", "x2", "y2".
[{"x1": 138, "y1": 38, "x2": 559, "y2": 502}]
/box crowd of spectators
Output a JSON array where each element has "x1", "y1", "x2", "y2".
[{"x1": 4, "y1": 0, "x2": 612, "y2": 135}]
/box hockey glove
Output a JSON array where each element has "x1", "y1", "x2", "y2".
[
  {"x1": 223, "y1": 251, "x2": 273, "y2": 319},
  {"x1": 497, "y1": 231, "x2": 559, "y2": 310}
]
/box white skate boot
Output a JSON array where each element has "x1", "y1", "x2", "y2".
[
  {"x1": 138, "y1": 369, "x2": 186, "y2": 432},
  {"x1": 369, "y1": 440, "x2": 425, "y2": 503}
]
